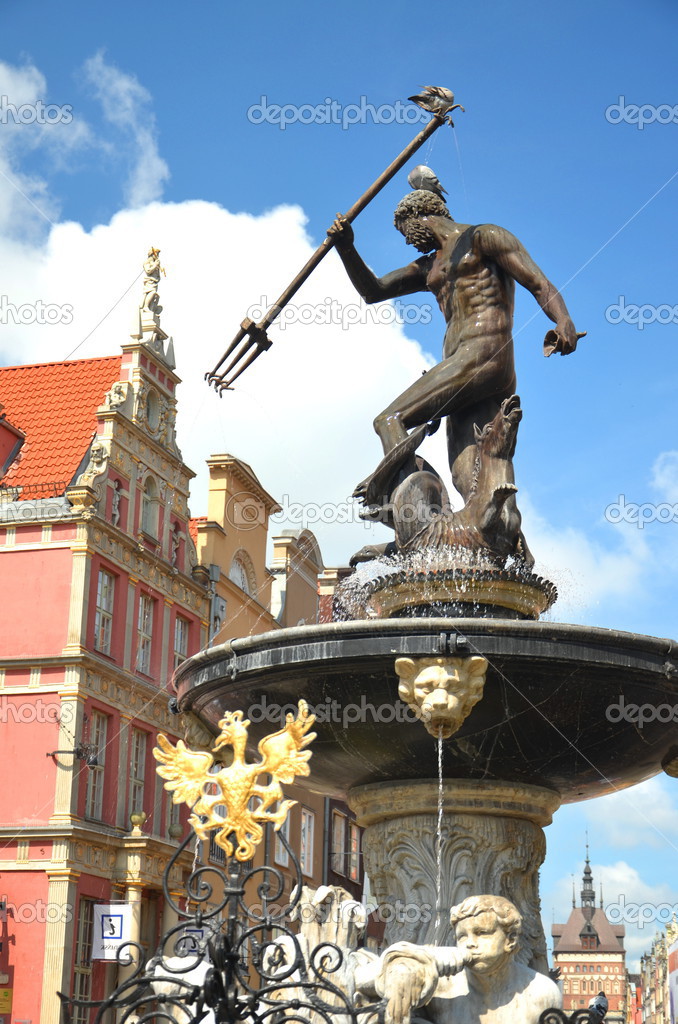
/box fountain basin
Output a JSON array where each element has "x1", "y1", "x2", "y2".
[{"x1": 174, "y1": 618, "x2": 678, "y2": 804}]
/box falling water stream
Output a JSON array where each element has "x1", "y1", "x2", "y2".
[{"x1": 435, "y1": 725, "x2": 444, "y2": 936}]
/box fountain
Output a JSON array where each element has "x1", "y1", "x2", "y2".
[{"x1": 75, "y1": 88, "x2": 678, "y2": 1024}]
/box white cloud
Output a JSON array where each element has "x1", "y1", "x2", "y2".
[
  {"x1": 0, "y1": 60, "x2": 92, "y2": 236},
  {"x1": 82, "y1": 52, "x2": 169, "y2": 207},
  {"x1": 518, "y1": 492, "x2": 651, "y2": 623},
  {"x1": 582, "y1": 776, "x2": 678, "y2": 851},
  {"x1": 0, "y1": 194, "x2": 440, "y2": 565},
  {"x1": 652, "y1": 450, "x2": 678, "y2": 503}
]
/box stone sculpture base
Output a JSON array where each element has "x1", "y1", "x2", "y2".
[
  {"x1": 334, "y1": 551, "x2": 557, "y2": 621},
  {"x1": 362, "y1": 566, "x2": 557, "y2": 620},
  {"x1": 349, "y1": 779, "x2": 561, "y2": 973}
]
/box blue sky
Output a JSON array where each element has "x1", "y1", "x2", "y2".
[{"x1": 2, "y1": 0, "x2": 677, "y2": 969}]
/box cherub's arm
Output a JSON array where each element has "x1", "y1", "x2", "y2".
[
  {"x1": 328, "y1": 215, "x2": 431, "y2": 303},
  {"x1": 354, "y1": 942, "x2": 470, "y2": 1024},
  {"x1": 477, "y1": 224, "x2": 585, "y2": 356}
]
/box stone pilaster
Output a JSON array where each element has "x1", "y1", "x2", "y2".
[
  {"x1": 349, "y1": 779, "x2": 560, "y2": 973},
  {"x1": 117, "y1": 714, "x2": 132, "y2": 828},
  {"x1": 39, "y1": 869, "x2": 80, "y2": 1024},
  {"x1": 123, "y1": 575, "x2": 139, "y2": 671},
  {"x1": 50, "y1": 678, "x2": 86, "y2": 825},
  {"x1": 115, "y1": 882, "x2": 143, "y2": 1023},
  {"x1": 62, "y1": 528, "x2": 92, "y2": 655}
]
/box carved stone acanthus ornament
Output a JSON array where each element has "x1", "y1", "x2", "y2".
[
  {"x1": 394, "y1": 655, "x2": 488, "y2": 739},
  {"x1": 350, "y1": 779, "x2": 561, "y2": 973}
]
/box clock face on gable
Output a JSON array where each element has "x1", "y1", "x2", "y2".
[{"x1": 229, "y1": 556, "x2": 251, "y2": 595}]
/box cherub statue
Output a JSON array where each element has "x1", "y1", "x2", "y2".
[{"x1": 354, "y1": 895, "x2": 561, "y2": 1024}]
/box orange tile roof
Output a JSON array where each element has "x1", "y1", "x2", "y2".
[{"x1": 0, "y1": 356, "x2": 122, "y2": 499}]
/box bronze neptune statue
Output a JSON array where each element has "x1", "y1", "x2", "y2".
[{"x1": 328, "y1": 180, "x2": 585, "y2": 568}]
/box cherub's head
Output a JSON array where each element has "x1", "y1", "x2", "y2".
[{"x1": 449, "y1": 895, "x2": 521, "y2": 975}]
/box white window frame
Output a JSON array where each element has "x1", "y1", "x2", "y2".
[
  {"x1": 136, "y1": 593, "x2": 154, "y2": 674},
  {"x1": 141, "y1": 476, "x2": 159, "y2": 537},
  {"x1": 167, "y1": 791, "x2": 181, "y2": 834},
  {"x1": 300, "y1": 808, "x2": 315, "y2": 877},
  {"x1": 85, "y1": 711, "x2": 107, "y2": 820},
  {"x1": 331, "y1": 812, "x2": 346, "y2": 874},
  {"x1": 129, "y1": 728, "x2": 147, "y2": 815},
  {"x1": 348, "y1": 822, "x2": 360, "y2": 881},
  {"x1": 274, "y1": 810, "x2": 291, "y2": 867},
  {"x1": 94, "y1": 569, "x2": 115, "y2": 655},
  {"x1": 72, "y1": 897, "x2": 96, "y2": 1024},
  {"x1": 174, "y1": 615, "x2": 189, "y2": 669}
]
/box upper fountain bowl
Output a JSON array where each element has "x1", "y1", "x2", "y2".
[{"x1": 173, "y1": 618, "x2": 678, "y2": 804}]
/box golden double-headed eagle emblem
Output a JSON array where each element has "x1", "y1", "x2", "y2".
[{"x1": 153, "y1": 700, "x2": 316, "y2": 860}]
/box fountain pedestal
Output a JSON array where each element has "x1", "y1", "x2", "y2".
[{"x1": 350, "y1": 779, "x2": 560, "y2": 972}]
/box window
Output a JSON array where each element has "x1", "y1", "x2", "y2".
[
  {"x1": 85, "y1": 711, "x2": 107, "y2": 820},
  {"x1": 300, "y1": 809, "x2": 314, "y2": 876},
  {"x1": 204, "y1": 766, "x2": 226, "y2": 862},
  {"x1": 167, "y1": 792, "x2": 182, "y2": 836},
  {"x1": 72, "y1": 898, "x2": 96, "y2": 1024},
  {"x1": 94, "y1": 570, "x2": 115, "y2": 655},
  {"x1": 348, "y1": 823, "x2": 360, "y2": 881},
  {"x1": 129, "y1": 728, "x2": 147, "y2": 815},
  {"x1": 229, "y1": 552, "x2": 253, "y2": 595},
  {"x1": 597, "y1": 966, "x2": 602, "y2": 972},
  {"x1": 141, "y1": 476, "x2": 158, "y2": 537},
  {"x1": 331, "y1": 812, "x2": 346, "y2": 874},
  {"x1": 274, "y1": 810, "x2": 290, "y2": 867},
  {"x1": 136, "y1": 594, "x2": 155, "y2": 674},
  {"x1": 174, "y1": 615, "x2": 189, "y2": 669},
  {"x1": 208, "y1": 805, "x2": 227, "y2": 864}
]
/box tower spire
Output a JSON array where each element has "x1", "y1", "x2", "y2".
[{"x1": 581, "y1": 839, "x2": 596, "y2": 919}]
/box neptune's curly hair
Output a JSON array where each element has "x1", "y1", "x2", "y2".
[{"x1": 394, "y1": 189, "x2": 451, "y2": 230}]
